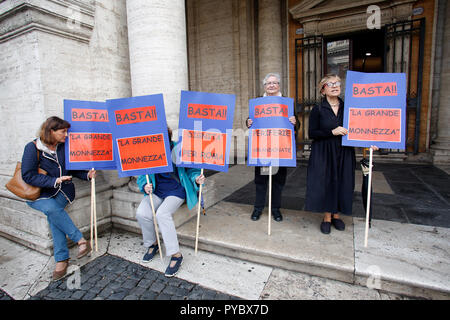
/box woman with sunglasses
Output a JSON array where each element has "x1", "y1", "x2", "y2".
[{"x1": 304, "y1": 74, "x2": 377, "y2": 234}]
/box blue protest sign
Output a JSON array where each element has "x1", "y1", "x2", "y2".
[
  {"x1": 176, "y1": 90, "x2": 236, "y2": 172},
  {"x1": 247, "y1": 96, "x2": 296, "y2": 167},
  {"x1": 64, "y1": 100, "x2": 115, "y2": 170},
  {"x1": 106, "y1": 94, "x2": 173, "y2": 177},
  {"x1": 342, "y1": 71, "x2": 407, "y2": 149}
]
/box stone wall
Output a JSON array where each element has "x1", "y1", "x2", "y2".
[{"x1": 0, "y1": 0, "x2": 131, "y2": 253}]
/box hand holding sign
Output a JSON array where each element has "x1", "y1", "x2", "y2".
[
  {"x1": 248, "y1": 96, "x2": 296, "y2": 168},
  {"x1": 144, "y1": 183, "x2": 153, "y2": 194},
  {"x1": 195, "y1": 174, "x2": 205, "y2": 185},
  {"x1": 247, "y1": 96, "x2": 296, "y2": 236},
  {"x1": 88, "y1": 169, "x2": 96, "y2": 179},
  {"x1": 332, "y1": 126, "x2": 348, "y2": 136}
]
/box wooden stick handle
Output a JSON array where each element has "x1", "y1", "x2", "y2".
[
  {"x1": 268, "y1": 166, "x2": 272, "y2": 236},
  {"x1": 364, "y1": 149, "x2": 373, "y2": 247},
  {"x1": 93, "y1": 169, "x2": 98, "y2": 252},
  {"x1": 195, "y1": 169, "x2": 204, "y2": 256},
  {"x1": 146, "y1": 175, "x2": 164, "y2": 263},
  {"x1": 90, "y1": 169, "x2": 94, "y2": 252}
]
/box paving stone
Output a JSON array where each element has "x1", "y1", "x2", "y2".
[
  {"x1": 0, "y1": 289, "x2": 13, "y2": 300},
  {"x1": 137, "y1": 279, "x2": 153, "y2": 289},
  {"x1": 175, "y1": 287, "x2": 190, "y2": 298},
  {"x1": 162, "y1": 285, "x2": 177, "y2": 295},
  {"x1": 187, "y1": 287, "x2": 204, "y2": 300},
  {"x1": 140, "y1": 291, "x2": 158, "y2": 300},
  {"x1": 108, "y1": 290, "x2": 129, "y2": 300},
  {"x1": 70, "y1": 290, "x2": 86, "y2": 300},
  {"x1": 179, "y1": 281, "x2": 195, "y2": 291},
  {"x1": 122, "y1": 279, "x2": 139, "y2": 289},
  {"x1": 98, "y1": 287, "x2": 114, "y2": 299},
  {"x1": 202, "y1": 289, "x2": 217, "y2": 300},
  {"x1": 149, "y1": 281, "x2": 166, "y2": 294},
  {"x1": 156, "y1": 293, "x2": 171, "y2": 300},
  {"x1": 28, "y1": 254, "x2": 239, "y2": 301},
  {"x1": 129, "y1": 286, "x2": 147, "y2": 297},
  {"x1": 81, "y1": 292, "x2": 97, "y2": 300}
]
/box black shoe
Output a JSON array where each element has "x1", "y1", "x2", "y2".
[
  {"x1": 320, "y1": 221, "x2": 331, "y2": 234},
  {"x1": 331, "y1": 218, "x2": 345, "y2": 231},
  {"x1": 272, "y1": 209, "x2": 283, "y2": 222},
  {"x1": 251, "y1": 208, "x2": 262, "y2": 221}
]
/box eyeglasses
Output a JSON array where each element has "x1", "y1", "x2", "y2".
[
  {"x1": 325, "y1": 81, "x2": 341, "y2": 88},
  {"x1": 264, "y1": 81, "x2": 279, "y2": 86}
]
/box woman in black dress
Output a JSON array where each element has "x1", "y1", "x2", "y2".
[{"x1": 305, "y1": 74, "x2": 377, "y2": 234}]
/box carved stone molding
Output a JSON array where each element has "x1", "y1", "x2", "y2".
[
  {"x1": 0, "y1": 0, "x2": 95, "y2": 43},
  {"x1": 289, "y1": 0, "x2": 417, "y2": 36}
]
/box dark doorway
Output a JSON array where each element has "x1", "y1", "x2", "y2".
[
  {"x1": 324, "y1": 30, "x2": 385, "y2": 93},
  {"x1": 351, "y1": 31, "x2": 384, "y2": 73}
]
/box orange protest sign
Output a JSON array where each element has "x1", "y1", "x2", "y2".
[
  {"x1": 68, "y1": 132, "x2": 113, "y2": 162},
  {"x1": 180, "y1": 130, "x2": 226, "y2": 166},
  {"x1": 251, "y1": 128, "x2": 293, "y2": 159},
  {"x1": 347, "y1": 108, "x2": 401, "y2": 142},
  {"x1": 352, "y1": 82, "x2": 398, "y2": 98},
  {"x1": 187, "y1": 103, "x2": 227, "y2": 120},
  {"x1": 71, "y1": 109, "x2": 109, "y2": 122},
  {"x1": 114, "y1": 106, "x2": 158, "y2": 125},
  {"x1": 254, "y1": 104, "x2": 289, "y2": 118},
  {"x1": 117, "y1": 134, "x2": 168, "y2": 171}
]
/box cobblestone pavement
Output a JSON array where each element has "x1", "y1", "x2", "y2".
[
  {"x1": 0, "y1": 288, "x2": 13, "y2": 300},
  {"x1": 27, "y1": 254, "x2": 241, "y2": 300}
]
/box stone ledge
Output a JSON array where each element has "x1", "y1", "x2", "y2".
[{"x1": 0, "y1": 0, "x2": 95, "y2": 43}]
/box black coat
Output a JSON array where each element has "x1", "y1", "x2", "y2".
[
  {"x1": 21, "y1": 140, "x2": 89, "y2": 203},
  {"x1": 304, "y1": 98, "x2": 356, "y2": 215}
]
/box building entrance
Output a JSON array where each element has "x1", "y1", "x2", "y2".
[{"x1": 294, "y1": 19, "x2": 425, "y2": 155}]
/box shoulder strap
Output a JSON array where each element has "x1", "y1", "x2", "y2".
[{"x1": 33, "y1": 141, "x2": 40, "y2": 162}]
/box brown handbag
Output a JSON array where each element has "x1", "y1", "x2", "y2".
[{"x1": 5, "y1": 141, "x2": 48, "y2": 201}]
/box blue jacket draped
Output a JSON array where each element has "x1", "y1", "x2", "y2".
[
  {"x1": 21, "y1": 140, "x2": 89, "y2": 203},
  {"x1": 136, "y1": 167, "x2": 201, "y2": 211}
]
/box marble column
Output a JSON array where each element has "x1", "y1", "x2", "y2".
[
  {"x1": 432, "y1": 2, "x2": 450, "y2": 164},
  {"x1": 258, "y1": 0, "x2": 283, "y2": 93},
  {"x1": 126, "y1": 0, "x2": 188, "y2": 129}
]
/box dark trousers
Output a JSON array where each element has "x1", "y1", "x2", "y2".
[{"x1": 254, "y1": 166, "x2": 287, "y2": 210}]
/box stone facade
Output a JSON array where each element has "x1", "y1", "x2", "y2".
[
  {"x1": 0, "y1": 0, "x2": 448, "y2": 255},
  {"x1": 0, "y1": 0, "x2": 131, "y2": 253},
  {"x1": 431, "y1": 0, "x2": 450, "y2": 163}
]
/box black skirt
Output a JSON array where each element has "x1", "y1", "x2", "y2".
[{"x1": 304, "y1": 98, "x2": 356, "y2": 215}]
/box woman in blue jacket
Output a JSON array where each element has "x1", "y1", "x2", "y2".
[
  {"x1": 135, "y1": 129, "x2": 205, "y2": 277},
  {"x1": 21, "y1": 116, "x2": 95, "y2": 280}
]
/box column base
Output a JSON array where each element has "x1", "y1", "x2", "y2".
[{"x1": 431, "y1": 138, "x2": 450, "y2": 164}]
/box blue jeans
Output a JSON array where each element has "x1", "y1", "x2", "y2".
[{"x1": 27, "y1": 192, "x2": 83, "y2": 262}]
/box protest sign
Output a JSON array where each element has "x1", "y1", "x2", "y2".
[
  {"x1": 176, "y1": 90, "x2": 235, "y2": 255},
  {"x1": 342, "y1": 71, "x2": 406, "y2": 149},
  {"x1": 106, "y1": 94, "x2": 173, "y2": 177},
  {"x1": 247, "y1": 96, "x2": 296, "y2": 167},
  {"x1": 176, "y1": 90, "x2": 236, "y2": 172},
  {"x1": 64, "y1": 100, "x2": 115, "y2": 170}
]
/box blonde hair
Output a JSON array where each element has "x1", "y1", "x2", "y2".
[{"x1": 319, "y1": 74, "x2": 341, "y2": 97}]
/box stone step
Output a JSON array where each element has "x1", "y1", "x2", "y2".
[{"x1": 177, "y1": 202, "x2": 450, "y2": 300}]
